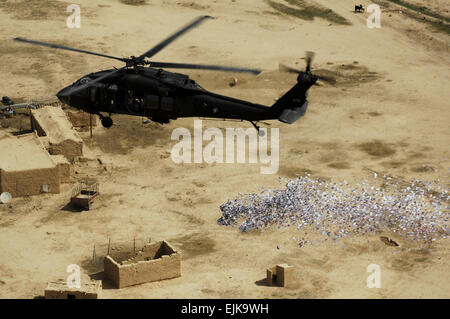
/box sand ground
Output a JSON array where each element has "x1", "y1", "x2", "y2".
[{"x1": 0, "y1": 0, "x2": 449, "y2": 298}]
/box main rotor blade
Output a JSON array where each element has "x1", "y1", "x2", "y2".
[
  {"x1": 60, "y1": 67, "x2": 125, "y2": 97},
  {"x1": 316, "y1": 74, "x2": 337, "y2": 85},
  {"x1": 279, "y1": 63, "x2": 301, "y2": 74},
  {"x1": 139, "y1": 15, "x2": 212, "y2": 59},
  {"x1": 14, "y1": 37, "x2": 125, "y2": 62},
  {"x1": 150, "y1": 61, "x2": 261, "y2": 74}
]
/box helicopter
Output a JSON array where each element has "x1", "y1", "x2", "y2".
[{"x1": 13, "y1": 16, "x2": 334, "y2": 132}]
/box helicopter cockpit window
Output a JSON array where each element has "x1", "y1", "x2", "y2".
[
  {"x1": 79, "y1": 77, "x2": 91, "y2": 85},
  {"x1": 191, "y1": 80, "x2": 204, "y2": 90}
]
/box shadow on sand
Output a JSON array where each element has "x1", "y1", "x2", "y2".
[
  {"x1": 254, "y1": 278, "x2": 275, "y2": 287},
  {"x1": 89, "y1": 271, "x2": 116, "y2": 290}
]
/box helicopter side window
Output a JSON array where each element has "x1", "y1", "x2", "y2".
[
  {"x1": 107, "y1": 84, "x2": 118, "y2": 106},
  {"x1": 145, "y1": 94, "x2": 159, "y2": 110},
  {"x1": 107, "y1": 84, "x2": 118, "y2": 93},
  {"x1": 158, "y1": 87, "x2": 169, "y2": 97},
  {"x1": 161, "y1": 97, "x2": 174, "y2": 111}
]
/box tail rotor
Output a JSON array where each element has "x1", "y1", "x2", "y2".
[{"x1": 279, "y1": 51, "x2": 336, "y2": 85}]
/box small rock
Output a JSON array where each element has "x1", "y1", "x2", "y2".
[
  {"x1": 380, "y1": 236, "x2": 399, "y2": 246},
  {"x1": 229, "y1": 77, "x2": 238, "y2": 87}
]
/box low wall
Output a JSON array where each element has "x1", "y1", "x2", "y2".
[
  {"x1": 49, "y1": 139, "x2": 83, "y2": 163},
  {"x1": 45, "y1": 279, "x2": 102, "y2": 299},
  {"x1": 57, "y1": 162, "x2": 70, "y2": 183},
  {"x1": 67, "y1": 111, "x2": 97, "y2": 128},
  {"x1": 266, "y1": 264, "x2": 294, "y2": 287},
  {"x1": 51, "y1": 155, "x2": 70, "y2": 183},
  {"x1": 104, "y1": 241, "x2": 181, "y2": 288},
  {"x1": 30, "y1": 116, "x2": 46, "y2": 137}
]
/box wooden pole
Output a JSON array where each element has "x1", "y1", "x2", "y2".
[
  {"x1": 133, "y1": 237, "x2": 136, "y2": 255},
  {"x1": 89, "y1": 113, "x2": 93, "y2": 138},
  {"x1": 107, "y1": 237, "x2": 111, "y2": 256},
  {"x1": 93, "y1": 244, "x2": 96, "y2": 263}
]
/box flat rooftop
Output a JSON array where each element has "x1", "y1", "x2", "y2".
[
  {"x1": 0, "y1": 132, "x2": 56, "y2": 171},
  {"x1": 31, "y1": 106, "x2": 82, "y2": 144},
  {"x1": 45, "y1": 279, "x2": 101, "y2": 294}
]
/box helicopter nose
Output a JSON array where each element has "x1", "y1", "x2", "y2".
[{"x1": 56, "y1": 87, "x2": 71, "y2": 104}]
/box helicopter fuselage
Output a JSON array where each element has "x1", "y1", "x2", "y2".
[{"x1": 57, "y1": 67, "x2": 277, "y2": 125}]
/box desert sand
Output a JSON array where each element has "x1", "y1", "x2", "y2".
[{"x1": 0, "y1": 0, "x2": 449, "y2": 298}]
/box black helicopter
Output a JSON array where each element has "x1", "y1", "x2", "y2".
[{"x1": 14, "y1": 16, "x2": 333, "y2": 132}]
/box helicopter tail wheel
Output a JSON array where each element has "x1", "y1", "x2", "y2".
[{"x1": 101, "y1": 116, "x2": 113, "y2": 128}]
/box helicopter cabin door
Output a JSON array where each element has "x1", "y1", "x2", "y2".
[
  {"x1": 144, "y1": 94, "x2": 159, "y2": 117},
  {"x1": 159, "y1": 86, "x2": 177, "y2": 118},
  {"x1": 144, "y1": 86, "x2": 176, "y2": 121}
]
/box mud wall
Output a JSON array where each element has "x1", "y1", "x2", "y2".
[
  {"x1": 50, "y1": 139, "x2": 83, "y2": 163},
  {"x1": 45, "y1": 280, "x2": 101, "y2": 299},
  {"x1": 104, "y1": 241, "x2": 181, "y2": 288},
  {"x1": 266, "y1": 264, "x2": 293, "y2": 287},
  {"x1": 51, "y1": 155, "x2": 70, "y2": 184},
  {"x1": 57, "y1": 162, "x2": 70, "y2": 183},
  {"x1": 67, "y1": 111, "x2": 97, "y2": 128},
  {"x1": 30, "y1": 116, "x2": 46, "y2": 137},
  {"x1": 45, "y1": 288, "x2": 99, "y2": 299},
  {"x1": 122, "y1": 241, "x2": 174, "y2": 264},
  {"x1": 103, "y1": 256, "x2": 120, "y2": 287},
  {"x1": 0, "y1": 167, "x2": 60, "y2": 197}
]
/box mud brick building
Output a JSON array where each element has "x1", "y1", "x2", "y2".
[{"x1": 104, "y1": 240, "x2": 181, "y2": 288}]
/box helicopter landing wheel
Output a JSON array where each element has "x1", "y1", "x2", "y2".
[{"x1": 101, "y1": 116, "x2": 113, "y2": 128}]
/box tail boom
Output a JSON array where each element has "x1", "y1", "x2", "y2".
[{"x1": 272, "y1": 72, "x2": 317, "y2": 124}]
